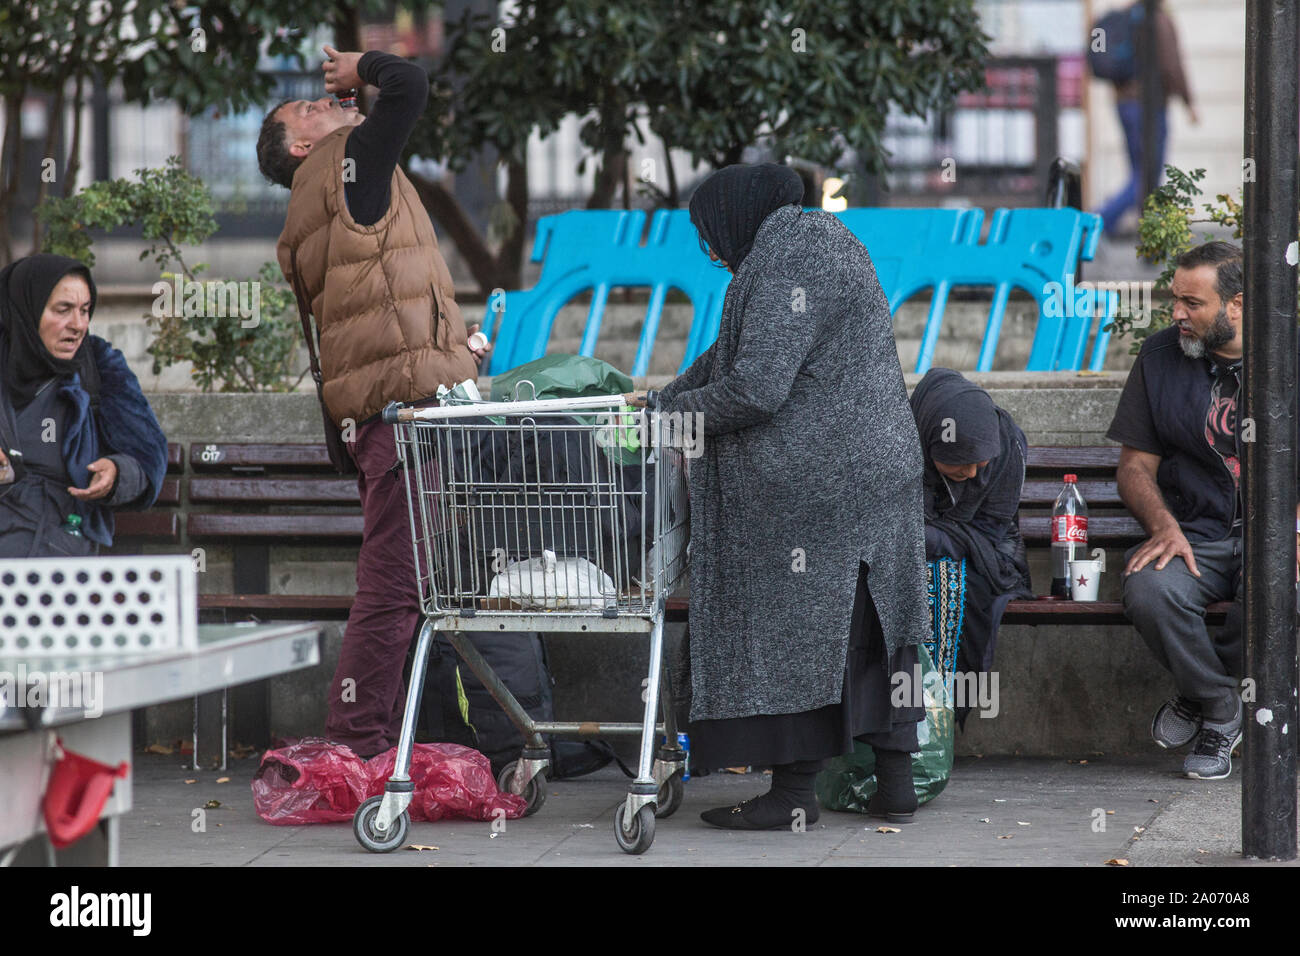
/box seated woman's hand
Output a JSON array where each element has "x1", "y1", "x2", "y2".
[{"x1": 68, "y1": 457, "x2": 117, "y2": 501}]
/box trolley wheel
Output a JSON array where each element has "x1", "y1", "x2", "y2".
[
  {"x1": 497, "y1": 761, "x2": 547, "y2": 817},
  {"x1": 353, "y1": 795, "x2": 409, "y2": 853},
  {"x1": 655, "y1": 771, "x2": 684, "y2": 818},
  {"x1": 614, "y1": 802, "x2": 656, "y2": 855}
]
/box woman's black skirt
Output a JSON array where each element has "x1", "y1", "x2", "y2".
[{"x1": 686, "y1": 560, "x2": 924, "y2": 770}]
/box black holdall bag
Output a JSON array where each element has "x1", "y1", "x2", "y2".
[{"x1": 287, "y1": 248, "x2": 358, "y2": 477}]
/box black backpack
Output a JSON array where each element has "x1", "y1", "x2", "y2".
[
  {"x1": 1088, "y1": 4, "x2": 1144, "y2": 84},
  {"x1": 410, "y1": 629, "x2": 629, "y2": 780}
]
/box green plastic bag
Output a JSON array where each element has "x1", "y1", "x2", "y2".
[
  {"x1": 489, "y1": 354, "x2": 641, "y2": 464},
  {"x1": 489, "y1": 353, "x2": 633, "y2": 404},
  {"x1": 814, "y1": 644, "x2": 955, "y2": 812}
]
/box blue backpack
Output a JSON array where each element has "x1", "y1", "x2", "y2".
[{"x1": 1088, "y1": 4, "x2": 1144, "y2": 84}]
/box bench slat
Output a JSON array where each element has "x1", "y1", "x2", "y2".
[
  {"x1": 114, "y1": 512, "x2": 180, "y2": 540},
  {"x1": 189, "y1": 477, "x2": 359, "y2": 504},
  {"x1": 1020, "y1": 479, "x2": 1119, "y2": 507},
  {"x1": 1020, "y1": 514, "x2": 1144, "y2": 543},
  {"x1": 199, "y1": 594, "x2": 354, "y2": 620},
  {"x1": 190, "y1": 443, "x2": 337, "y2": 472},
  {"x1": 188, "y1": 513, "x2": 363, "y2": 539},
  {"x1": 1025, "y1": 446, "x2": 1119, "y2": 473}
]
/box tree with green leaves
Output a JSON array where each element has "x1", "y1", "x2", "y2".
[
  {"x1": 1109, "y1": 165, "x2": 1296, "y2": 352},
  {"x1": 39, "y1": 158, "x2": 303, "y2": 392},
  {"x1": 0, "y1": 0, "x2": 396, "y2": 264},
  {"x1": 410, "y1": 0, "x2": 989, "y2": 293}
]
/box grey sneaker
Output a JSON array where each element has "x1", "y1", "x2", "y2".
[
  {"x1": 1151, "y1": 696, "x2": 1202, "y2": 750},
  {"x1": 1183, "y1": 710, "x2": 1243, "y2": 780}
]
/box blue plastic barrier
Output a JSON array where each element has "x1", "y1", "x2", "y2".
[{"x1": 482, "y1": 206, "x2": 1113, "y2": 377}]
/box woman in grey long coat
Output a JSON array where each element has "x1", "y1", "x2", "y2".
[{"x1": 645, "y1": 164, "x2": 931, "y2": 829}]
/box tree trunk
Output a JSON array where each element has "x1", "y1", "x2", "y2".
[
  {"x1": 664, "y1": 138, "x2": 679, "y2": 207},
  {"x1": 0, "y1": 90, "x2": 27, "y2": 267},
  {"x1": 587, "y1": 144, "x2": 627, "y2": 209},
  {"x1": 331, "y1": 5, "x2": 362, "y2": 51},
  {"x1": 64, "y1": 72, "x2": 86, "y2": 198},
  {"x1": 32, "y1": 81, "x2": 66, "y2": 251},
  {"x1": 408, "y1": 168, "x2": 509, "y2": 296},
  {"x1": 498, "y1": 156, "x2": 528, "y2": 289}
]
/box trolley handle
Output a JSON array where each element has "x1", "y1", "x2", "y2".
[{"x1": 384, "y1": 393, "x2": 645, "y2": 423}]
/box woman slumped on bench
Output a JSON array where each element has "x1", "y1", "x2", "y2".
[
  {"x1": 909, "y1": 368, "x2": 1033, "y2": 724},
  {"x1": 0, "y1": 254, "x2": 167, "y2": 557}
]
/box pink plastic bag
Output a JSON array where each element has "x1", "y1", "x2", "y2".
[{"x1": 252, "y1": 737, "x2": 528, "y2": 825}]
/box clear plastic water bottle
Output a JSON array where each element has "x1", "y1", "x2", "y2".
[{"x1": 1051, "y1": 474, "x2": 1088, "y2": 598}]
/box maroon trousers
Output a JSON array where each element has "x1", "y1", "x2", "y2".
[{"x1": 325, "y1": 418, "x2": 423, "y2": 757}]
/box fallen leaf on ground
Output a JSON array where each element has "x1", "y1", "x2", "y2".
[
  {"x1": 1104, "y1": 858, "x2": 1130, "y2": 866},
  {"x1": 1106, "y1": 810, "x2": 1115, "y2": 815},
  {"x1": 998, "y1": 835, "x2": 1013, "y2": 840},
  {"x1": 204, "y1": 799, "x2": 220, "y2": 809},
  {"x1": 144, "y1": 744, "x2": 173, "y2": 755},
  {"x1": 405, "y1": 844, "x2": 439, "y2": 852},
  {"x1": 1134, "y1": 826, "x2": 1145, "y2": 833},
  {"x1": 993, "y1": 798, "x2": 1007, "y2": 803},
  {"x1": 216, "y1": 777, "x2": 230, "y2": 784},
  {"x1": 875, "y1": 826, "x2": 900, "y2": 834},
  {"x1": 184, "y1": 779, "x2": 196, "y2": 784},
  {"x1": 1017, "y1": 821, "x2": 1031, "y2": 826}
]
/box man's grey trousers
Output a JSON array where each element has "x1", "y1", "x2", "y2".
[{"x1": 1122, "y1": 537, "x2": 1243, "y2": 722}]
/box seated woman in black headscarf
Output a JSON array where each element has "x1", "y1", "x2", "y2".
[
  {"x1": 909, "y1": 368, "x2": 1033, "y2": 724},
  {"x1": 635, "y1": 164, "x2": 931, "y2": 829},
  {"x1": 0, "y1": 254, "x2": 168, "y2": 557}
]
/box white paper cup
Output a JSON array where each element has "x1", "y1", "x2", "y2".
[{"x1": 1068, "y1": 559, "x2": 1103, "y2": 601}]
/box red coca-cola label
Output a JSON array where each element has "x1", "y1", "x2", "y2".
[{"x1": 1053, "y1": 515, "x2": 1088, "y2": 543}]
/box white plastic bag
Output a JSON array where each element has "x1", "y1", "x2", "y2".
[{"x1": 487, "y1": 549, "x2": 616, "y2": 609}]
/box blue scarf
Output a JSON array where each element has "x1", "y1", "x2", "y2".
[{"x1": 60, "y1": 336, "x2": 168, "y2": 547}]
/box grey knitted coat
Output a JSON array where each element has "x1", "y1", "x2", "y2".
[{"x1": 658, "y1": 203, "x2": 929, "y2": 722}]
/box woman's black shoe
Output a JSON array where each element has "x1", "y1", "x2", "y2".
[
  {"x1": 870, "y1": 747, "x2": 919, "y2": 823},
  {"x1": 700, "y1": 794, "x2": 820, "y2": 830},
  {"x1": 866, "y1": 794, "x2": 916, "y2": 824}
]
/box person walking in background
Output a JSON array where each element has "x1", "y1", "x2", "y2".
[
  {"x1": 638, "y1": 163, "x2": 930, "y2": 830},
  {"x1": 1091, "y1": 0, "x2": 1198, "y2": 235}
]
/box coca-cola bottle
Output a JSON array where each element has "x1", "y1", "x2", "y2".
[{"x1": 1051, "y1": 473, "x2": 1088, "y2": 598}]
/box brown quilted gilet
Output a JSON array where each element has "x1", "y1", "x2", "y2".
[{"x1": 276, "y1": 125, "x2": 477, "y2": 426}]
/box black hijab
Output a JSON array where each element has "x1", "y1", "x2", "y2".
[
  {"x1": 910, "y1": 368, "x2": 1030, "y2": 592},
  {"x1": 688, "y1": 163, "x2": 804, "y2": 272},
  {"x1": 0, "y1": 254, "x2": 99, "y2": 409}
]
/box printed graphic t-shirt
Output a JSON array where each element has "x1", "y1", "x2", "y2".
[{"x1": 1205, "y1": 356, "x2": 1241, "y2": 532}]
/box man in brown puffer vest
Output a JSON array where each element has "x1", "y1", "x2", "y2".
[{"x1": 258, "y1": 46, "x2": 490, "y2": 757}]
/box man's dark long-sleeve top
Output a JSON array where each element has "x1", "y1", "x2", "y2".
[{"x1": 344, "y1": 51, "x2": 428, "y2": 227}]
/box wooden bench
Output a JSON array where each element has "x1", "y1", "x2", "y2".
[
  {"x1": 178, "y1": 442, "x2": 1231, "y2": 629},
  {"x1": 186, "y1": 443, "x2": 362, "y2": 620},
  {"x1": 106, "y1": 443, "x2": 185, "y2": 549}
]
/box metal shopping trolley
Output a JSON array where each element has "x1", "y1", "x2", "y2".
[{"x1": 351, "y1": 388, "x2": 690, "y2": 855}]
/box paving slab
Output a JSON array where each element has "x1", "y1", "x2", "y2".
[{"x1": 116, "y1": 752, "x2": 1299, "y2": 867}]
